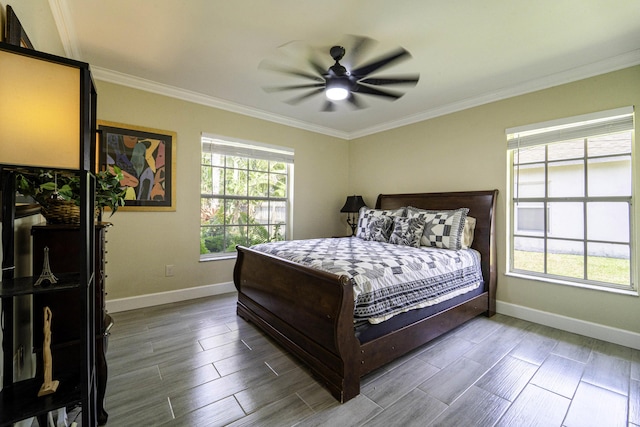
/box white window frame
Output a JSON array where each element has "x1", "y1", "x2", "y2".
[
  {"x1": 506, "y1": 107, "x2": 636, "y2": 294},
  {"x1": 200, "y1": 134, "x2": 294, "y2": 260}
]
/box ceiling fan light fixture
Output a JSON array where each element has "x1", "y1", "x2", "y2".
[
  {"x1": 325, "y1": 78, "x2": 350, "y2": 101},
  {"x1": 326, "y1": 86, "x2": 349, "y2": 101}
]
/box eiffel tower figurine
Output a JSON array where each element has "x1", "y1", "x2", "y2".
[{"x1": 34, "y1": 246, "x2": 58, "y2": 287}]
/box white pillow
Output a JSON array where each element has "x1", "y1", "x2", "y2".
[{"x1": 462, "y1": 216, "x2": 476, "y2": 249}]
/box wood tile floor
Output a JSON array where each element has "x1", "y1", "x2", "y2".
[{"x1": 104, "y1": 293, "x2": 640, "y2": 427}]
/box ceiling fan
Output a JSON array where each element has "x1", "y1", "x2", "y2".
[{"x1": 260, "y1": 36, "x2": 420, "y2": 112}]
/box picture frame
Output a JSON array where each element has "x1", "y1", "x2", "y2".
[
  {"x1": 97, "y1": 121, "x2": 176, "y2": 211},
  {"x1": 5, "y1": 5, "x2": 34, "y2": 49}
]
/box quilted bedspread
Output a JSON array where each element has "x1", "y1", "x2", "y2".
[{"x1": 250, "y1": 237, "x2": 483, "y2": 324}]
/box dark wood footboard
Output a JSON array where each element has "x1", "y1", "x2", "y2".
[
  {"x1": 234, "y1": 189, "x2": 498, "y2": 403},
  {"x1": 234, "y1": 246, "x2": 362, "y2": 401}
]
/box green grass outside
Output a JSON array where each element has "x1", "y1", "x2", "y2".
[{"x1": 513, "y1": 250, "x2": 630, "y2": 286}]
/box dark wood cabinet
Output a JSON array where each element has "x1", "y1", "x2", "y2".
[{"x1": 31, "y1": 224, "x2": 112, "y2": 425}]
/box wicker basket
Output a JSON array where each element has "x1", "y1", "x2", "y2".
[{"x1": 40, "y1": 200, "x2": 81, "y2": 224}]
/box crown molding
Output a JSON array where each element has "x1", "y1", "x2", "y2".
[
  {"x1": 349, "y1": 49, "x2": 640, "y2": 139},
  {"x1": 48, "y1": 0, "x2": 640, "y2": 140},
  {"x1": 48, "y1": 0, "x2": 348, "y2": 139},
  {"x1": 90, "y1": 67, "x2": 350, "y2": 139},
  {"x1": 93, "y1": 49, "x2": 640, "y2": 141},
  {"x1": 48, "y1": 0, "x2": 82, "y2": 60}
]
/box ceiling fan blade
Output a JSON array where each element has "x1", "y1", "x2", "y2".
[
  {"x1": 343, "y1": 35, "x2": 375, "y2": 68},
  {"x1": 353, "y1": 83, "x2": 403, "y2": 100},
  {"x1": 321, "y1": 101, "x2": 335, "y2": 112},
  {"x1": 259, "y1": 60, "x2": 324, "y2": 82},
  {"x1": 263, "y1": 83, "x2": 325, "y2": 93},
  {"x1": 351, "y1": 48, "x2": 412, "y2": 78},
  {"x1": 346, "y1": 93, "x2": 365, "y2": 109},
  {"x1": 359, "y1": 75, "x2": 419, "y2": 86},
  {"x1": 307, "y1": 55, "x2": 327, "y2": 77},
  {"x1": 285, "y1": 87, "x2": 325, "y2": 105}
]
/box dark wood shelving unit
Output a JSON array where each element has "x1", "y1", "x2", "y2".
[
  {"x1": 32, "y1": 224, "x2": 112, "y2": 425},
  {"x1": 0, "y1": 41, "x2": 99, "y2": 426},
  {"x1": 0, "y1": 182, "x2": 97, "y2": 427},
  {"x1": 0, "y1": 170, "x2": 97, "y2": 427}
]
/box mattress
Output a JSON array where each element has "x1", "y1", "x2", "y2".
[{"x1": 250, "y1": 237, "x2": 483, "y2": 324}]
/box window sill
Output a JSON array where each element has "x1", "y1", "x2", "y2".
[
  {"x1": 200, "y1": 253, "x2": 237, "y2": 262},
  {"x1": 505, "y1": 271, "x2": 638, "y2": 297}
]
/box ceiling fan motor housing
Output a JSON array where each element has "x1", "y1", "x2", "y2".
[{"x1": 330, "y1": 45, "x2": 346, "y2": 61}]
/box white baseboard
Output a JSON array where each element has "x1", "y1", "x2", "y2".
[
  {"x1": 106, "y1": 282, "x2": 236, "y2": 313},
  {"x1": 106, "y1": 288, "x2": 639, "y2": 350},
  {"x1": 496, "y1": 300, "x2": 640, "y2": 350}
]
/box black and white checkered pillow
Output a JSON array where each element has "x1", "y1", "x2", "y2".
[
  {"x1": 388, "y1": 216, "x2": 426, "y2": 248},
  {"x1": 356, "y1": 207, "x2": 405, "y2": 239},
  {"x1": 406, "y1": 207, "x2": 469, "y2": 250}
]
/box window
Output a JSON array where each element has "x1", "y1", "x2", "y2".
[
  {"x1": 200, "y1": 135, "x2": 293, "y2": 259},
  {"x1": 507, "y1": 107, "x2": 635, "y2": 292}
]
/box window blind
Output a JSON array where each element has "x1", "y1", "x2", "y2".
[
  {"x1": 506, "y1": 106, "x2": 634, "y2": 150},
  {"x1": 202, "y1": 134, "x2": 294, "y2": 163}
]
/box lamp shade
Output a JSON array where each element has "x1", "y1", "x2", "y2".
[
  {"x1": 340, "y1": 195, "x2": 367, "y2": 213},
  {"x1": 0, "y1": 44, "x2": 91, "y2": 170}
]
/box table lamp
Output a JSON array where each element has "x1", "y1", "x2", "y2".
[{"x1": 340, "y1": 195, "x2": 367, "y2": 236}]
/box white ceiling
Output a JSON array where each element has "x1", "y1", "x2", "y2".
[{"x1": 50, "y1": 0, "x2": 640, "y2": 139}]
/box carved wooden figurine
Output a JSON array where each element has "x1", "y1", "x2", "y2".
[{"x1": 38, "y1": 306, "x2": 59, "y2": 396}]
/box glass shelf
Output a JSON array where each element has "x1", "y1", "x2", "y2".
[
  {"x1": 0, "y1": 374, "x2": 81, "y2": 426},
  {"x1": 0, "y1": 273, "x2": 81, "y2": 298}
]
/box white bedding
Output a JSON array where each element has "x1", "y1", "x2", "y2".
[{"x1": 250, "y1": 237, "x2": 483, "y2": 324}]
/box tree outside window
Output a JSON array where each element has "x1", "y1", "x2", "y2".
[{"x1": 200, "y1": 136, "x2": 292, "y2": 258}]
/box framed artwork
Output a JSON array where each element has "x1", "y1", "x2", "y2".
[
  {"x1": 98, "y1": 121, "x2": 176, "y2": 211},
  {"x1": 5, "y1": 5, "x2": 34, "y2": 49}
]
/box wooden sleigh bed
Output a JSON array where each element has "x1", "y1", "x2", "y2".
[{"x1": 234, "y1": 189, "x2": 498, "y2": 402}]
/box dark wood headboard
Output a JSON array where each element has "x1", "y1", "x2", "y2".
[{"x1": 376, "y1": 190, "x2": 498, "y2": 314}]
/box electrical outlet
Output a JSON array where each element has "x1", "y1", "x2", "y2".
[{"x1": 165, "y1": 264, "x2": 174, "y2": 277}]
